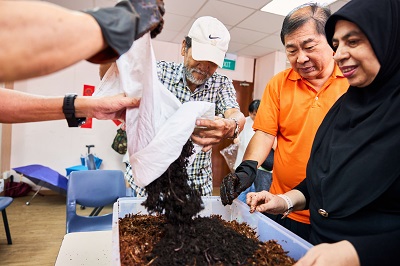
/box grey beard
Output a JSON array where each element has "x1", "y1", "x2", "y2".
[{"x1": 183, "y1": 67, "x2": 208, "y2": 85}]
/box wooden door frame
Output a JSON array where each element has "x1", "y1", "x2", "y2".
[{"x1": 1, "y1": 83, "x2": 13, "y2": 175}]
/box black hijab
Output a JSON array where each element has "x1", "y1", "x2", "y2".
[{"x1": 306, "y1": 0, "x2": 400, "y2": 217}]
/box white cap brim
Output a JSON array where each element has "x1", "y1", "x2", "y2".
[{"x1": 191, "y1": 39, "x2": 225, "y2": 67}]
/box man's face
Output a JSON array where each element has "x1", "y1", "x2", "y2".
[
  {"x1": 181, "y1": 42, "x2": 218, "y2": 86},
  {"x1": 284, "y1": 20, "x2": 334, "y2": 81},
  {"x1": 332, "y1": 20, "x2": 380, "y2": 88},
  {"x1": 249, "y1": 111, "x2": 257, "y2": 121}
]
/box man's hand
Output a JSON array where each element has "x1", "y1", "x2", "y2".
[
  {"x1": 191, "y1": 116, "x2": 237, "y2": 152},
  {"x1": 220, "y1": 160, "x2": 258, "y2": 205},
  {"x1": 85, "y1": 0, "x2": 165, "y2": 64},
  {"x1": 132, "y1": 0, "x2": 165, "y2": 39},
  {"x1": 149, "y1": 0, "x2": 165, "y2": 38},
  {"x1": 75, "y1": 93, "x2": 140, "y2": 121}
]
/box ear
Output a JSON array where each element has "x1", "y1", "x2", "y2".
[{"x1": 181, "y1": 39, "x2": 186, "y2": 56}]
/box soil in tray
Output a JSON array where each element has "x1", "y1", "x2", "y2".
[
  {"x1": 119, "y1": 214, "x2": 296, "y2": 265},
  {"x1": 121, "y1": 140, "x2": 296, "y2": 265}
]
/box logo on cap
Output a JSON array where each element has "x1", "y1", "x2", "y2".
[{"x1": 209, "y1": 34, "x2": 221, "y2": 40}]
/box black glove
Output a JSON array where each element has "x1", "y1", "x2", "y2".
[
  {"x1": 85, "y1": 0, "x2": 164, "y2": 64},
  {"x1": 149, "y1": 0, "x2": 165, "y2": 38},
  {"x1": 131, "y1": 0, "x2": 165, "y2": 39},
  {"x1": 220, "y1": 160, "x2": 258, "y2": 206}
]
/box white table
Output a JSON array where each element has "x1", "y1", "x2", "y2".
[{"x1": 56, "y1": 230, "x2": 112, "y2": 266}]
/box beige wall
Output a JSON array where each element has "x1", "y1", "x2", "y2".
[{"x1": 254, "y1": 51, "x2": 287, "y2": 100}]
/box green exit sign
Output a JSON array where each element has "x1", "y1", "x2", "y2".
[{"x1": 222, "y1": 59, "x2": 236, "y2": 71}]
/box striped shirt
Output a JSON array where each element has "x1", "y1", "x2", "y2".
[{"x1": 127, "y1": 60, "x2": 239, "y2": 196}]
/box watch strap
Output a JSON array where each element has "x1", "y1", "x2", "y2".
[
  {"x1": 63, "y1": 94, "x2": 86, "y2": 127},
  {"x1": 228, "y1": 118, "x2": 240, "y2": 139}
]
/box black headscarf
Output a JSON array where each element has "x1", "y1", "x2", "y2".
[{"x1": 306, "y1": 0, "x2": 400, "y2": 217}]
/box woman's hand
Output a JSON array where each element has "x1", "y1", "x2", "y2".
[
  {"x1": 246, "y1": 191, "x2": 287, "y2": 214},
  {"x1": 294, "y1": 241, "x2": 360, "y2": 266}
]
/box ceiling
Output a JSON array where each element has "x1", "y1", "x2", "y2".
[{"x1": 45, "y1": 0, "x2": 351, "y2": 59}]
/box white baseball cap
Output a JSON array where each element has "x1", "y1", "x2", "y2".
[{"x1": 188, "y1": 16, "x2": 230, "y2": 67}]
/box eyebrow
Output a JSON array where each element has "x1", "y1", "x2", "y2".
[
  {"x1": 332, "y1": 30, "x2": 362, "y2": 42},
  {"x1": 285, "y1": 37, "x2": 315, "y2": 49}
]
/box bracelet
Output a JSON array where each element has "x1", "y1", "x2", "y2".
[
  {"x1": 277, "y1": 194, "x2": 293, "y2": 219},
  {"x1": 228, "y1": 118, "x2": 240, "y2": 139}
]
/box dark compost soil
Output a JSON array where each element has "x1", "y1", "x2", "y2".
[{"x1": 119, "y1": 140, "x2": 296, "y2": 265}]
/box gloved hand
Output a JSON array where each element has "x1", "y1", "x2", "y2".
[
  {"x1": 220, "y1": 160, "x2": 258, "y2": 206},
  {"x1": 132, "y1": 0, "x2": 165, "y2": 39},
  {"x1": 149, "y1": 0, "x2": 165, "y2": 38},
  {"x1": 85, "y1": 0, "x2": 165, "y2": 64}
]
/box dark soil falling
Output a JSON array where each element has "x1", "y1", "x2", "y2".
[
  {"x1": 119, "y1": 140, "x2": 296, "y2": 265},
  {"x1": 142, "y1": 140, "x2": 204, "y2": 224}
]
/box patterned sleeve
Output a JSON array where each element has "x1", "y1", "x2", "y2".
[{"x1": 214, "y1": 74, "x2": 239, "y2": 115}]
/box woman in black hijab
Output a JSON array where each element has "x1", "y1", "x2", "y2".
[{"x1": 246, "y1": 0, "x2": 400, "y2": 265}]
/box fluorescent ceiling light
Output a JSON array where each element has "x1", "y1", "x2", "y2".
[{"x1": 261, "y1": 0, "x2": 338, "y2": 16}]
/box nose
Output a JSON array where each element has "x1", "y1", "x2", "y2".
[
  {"x1": 296, "y1": 50, "x2": 309, "y2": 64},
  {"x1": 198, "y1": 61, "x2": 218, "y2": 73},
  {"x1": 333, "y1": 44, "x2": 349, "y2": 63}
]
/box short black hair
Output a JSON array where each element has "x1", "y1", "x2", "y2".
[
  {"x1": 249, "y1": 100, "x2": 260, "y2": 113},
  {"x1": 280, "y1": 3, "x2": 331, "y2": 45},
  {"x1": 185, "y1": 36, "x2": 192, "y2": 49}
]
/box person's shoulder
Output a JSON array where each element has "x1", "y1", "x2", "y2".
[
  {"x1": 273, "y1": 68, "x2": 299, "y2": 81},
  {"x1": 210, "y1": 70, "x2": 232, "y2": 83},
  {"x1": 157, "y1": 60, "x2": 181, "y2": 69},
  {"x1": 156, "y1": 60, "x2": 183, "y2": 76},
  {"x1": 266, "y1": 68, "x2": 298, "y2": 86}
]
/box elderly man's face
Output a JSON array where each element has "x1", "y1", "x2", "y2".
[
  {"x1": 284, "y1": 20, "x2": 334, "y2": 81},
  {"x1": 181, "y1": 43, "x2": 218, "y2": 86}
]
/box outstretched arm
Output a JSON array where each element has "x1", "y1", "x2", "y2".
[
  {"x1": 0, "y1": 88, "x2": 139, "y2": 123},
  {"x1": 0, "y1": 1, "x2": 106, "y2": 82},
  {"x1": 0, "y1": 0, "x2": 165, "y2": 82}
]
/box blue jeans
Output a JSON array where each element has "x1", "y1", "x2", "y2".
[{"x1": 237, "y1": 169, "x2": 272, "y2": 203}]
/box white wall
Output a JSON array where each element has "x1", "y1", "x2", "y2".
[
  {"x1": 8, "y1": 39, "x2": 255, "y2": 180},
  {"x1": 253, "y1": 51, "x2": 287, "y2": 100}
]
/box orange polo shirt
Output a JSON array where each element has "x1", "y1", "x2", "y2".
[{"x1": 253, "y1": 65, "x2": 349, "y2": 224}]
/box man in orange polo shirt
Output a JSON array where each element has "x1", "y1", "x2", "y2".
[{"x1": 220, "y1": 3, "x2": 349, "y2": 241}]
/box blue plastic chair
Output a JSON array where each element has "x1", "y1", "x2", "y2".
[
  {"x1": 66, "y1": 170, "x2": 126, "y2": 233},
  {"x1": 0, "y1": 196, "x2": 14, "y2": 244}
]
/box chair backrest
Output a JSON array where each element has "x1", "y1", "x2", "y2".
[{"x1": 66, "y1": 170, "x2": 126, "y2": 233}]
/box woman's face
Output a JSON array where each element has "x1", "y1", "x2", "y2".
[{"x1": 332, "y1": 20, "x2": 380, "y2": 87}]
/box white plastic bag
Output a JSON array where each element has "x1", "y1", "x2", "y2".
[
  {"x1": 220, "y1": 143, "x2": 239, "y2": 173},
  {"x1": 95, "y1": 33, "x2": 215, "y2": 188}
]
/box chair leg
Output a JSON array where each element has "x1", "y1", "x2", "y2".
[
  {"x1": 2, "y1": 209, "x2": 12, "y2": 245},
  {"x1": 89, "y1": 206, "x2": 104, "y2": 216}
]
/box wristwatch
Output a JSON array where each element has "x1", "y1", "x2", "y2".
[
  {"x1": 228, "y1": 118, "x2": 240, "y2": 139},
  {"x1": 63, "y1": 93, "x2": 86, "y2": 127}
]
